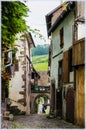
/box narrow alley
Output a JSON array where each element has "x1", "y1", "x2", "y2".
[
  {"x1": 2, "y1": 114, "x2": 80, "y2": 129},
  {"x1": 1, "y1": 0, "x2": 85, "y2": 129}
]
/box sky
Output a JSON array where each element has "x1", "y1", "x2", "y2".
[{"x1": 26, "y1": 0, "x2": 62, "y2": 46}]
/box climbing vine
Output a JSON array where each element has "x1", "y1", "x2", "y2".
[{"x1": 2, "y1": 1, "x2": 29, "y2": 48}]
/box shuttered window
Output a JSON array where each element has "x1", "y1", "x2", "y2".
[{"x1": 63, "y1": 50, "x2": 69, "y2": 83}]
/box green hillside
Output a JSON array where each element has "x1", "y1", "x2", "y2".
[{"x1": 32, "y1": 55, "x2": 49, "y2": 71}]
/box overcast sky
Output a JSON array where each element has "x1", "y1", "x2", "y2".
[{"x1": 26, "y1": 0, "x2": 62, "y2": 46}]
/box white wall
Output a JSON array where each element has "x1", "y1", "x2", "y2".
[
  {"x1": 78, "y1": 23, "x2": 85, "y2": 40},
  {"x1": 51, "y1": 12, "x2": 74, "y2": 89},
  {"x1": 9, "y1": 35, "x2": 26, "y2": 111}
]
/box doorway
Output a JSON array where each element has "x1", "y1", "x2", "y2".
[
  {"x1": 51, "y1": 80, "x2": 55, "y2": 112},
  {"x1": 57, "y1": 60, "x2": 63, "y2": 117},
  {"x1": 66, "y1": 86, "x2": 74, "y2": 123}
]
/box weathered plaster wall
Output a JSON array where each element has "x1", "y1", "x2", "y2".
[
  {"x1": 51, "y1": 53, "x2": 63, "y2": 89},
  {"x1": 9, "y1": 37, "x2": 26, "y2": 111},
  {"x1": 51, "y1": 11, "x2": 74, "y2": 89},
  {"x1": 76, "y1": 1, "x2": 85, "y2": 18},
  {"x1": 52, "y1": 12, "x2": 74, "y2": 57},
  {"x1": 78, "y1": 24, "x2": 85, "y2": 40},
  {"x1": 50, "y1": 11, "x2": 74, "y2": 119}
]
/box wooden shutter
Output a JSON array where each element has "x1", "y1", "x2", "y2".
[
  {"x1": 72, "y1": 38, "x2": 85, "y2": 66},
  {"x1": 63, "y1": 50, "x2": 69, "y2": 83}
]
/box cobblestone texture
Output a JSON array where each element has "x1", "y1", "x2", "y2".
[{"x1": 1, "y1": 114, "x2": 82, "y2": 129}]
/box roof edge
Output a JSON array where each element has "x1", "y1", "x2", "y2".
[{"x1": 46, "y1": 1, "x2": 75, "y2": 37}]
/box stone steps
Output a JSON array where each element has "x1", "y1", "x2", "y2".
[{"x1": 3, "y1": 110, "x2": 14, "y2": 121}]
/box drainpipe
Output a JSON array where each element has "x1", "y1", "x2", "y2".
[{"x1": 5, "y1": 51, "x2": 12, "y2": 68}]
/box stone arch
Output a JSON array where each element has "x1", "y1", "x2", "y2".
[
  {"x1": 34, "y1": 93, "x2": 50, "y2": 102},
  {"x1": 34, "y1": 94, "x2": 50, "y2": 113},
  {"x1": 30, "y1": 93, "x2": 50, "y2": 114}
]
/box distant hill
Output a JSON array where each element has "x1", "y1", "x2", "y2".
[
  {"x1": 32, "y1": 54, "x2": 49, "y2": 71},
  {"x1": 32, "y1": 44, "x2": 49, "y2": 56}
]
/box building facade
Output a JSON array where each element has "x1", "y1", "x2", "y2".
[
  {"x1": 46, "y1": 1, "x2": 85, "y2": 127},
  {"x1": 9, "y1": 32, "x2": 39, "y2": 115}
]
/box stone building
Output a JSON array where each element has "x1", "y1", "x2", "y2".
[
  {"x1": 46, "y1": 1, "x2": 85, "y2": 127},
  {"x1": 9, "y1": 32, "x2": 40, "y2": 115}
]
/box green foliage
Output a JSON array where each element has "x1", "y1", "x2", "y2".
[
  {"x1": 32, "y1": 55, "x2": 48, "y2": 71},
  {"x1": 2, "y1": 1, "x2": 29, "y2": 47},
  {"x1": 1, "y1": 1, "x2": 45, "y2": 49},
  {"x1": 33, "y1": 63, "x2": 48, "y2": 71},
  {"x1": 32, "y1": 44, "x2": 49, "y2": 56}
]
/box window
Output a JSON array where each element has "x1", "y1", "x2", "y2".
[
  {"x1": 58, "y1": 60, "x2": 63, "y2": 88},
  {"x1": 69, "y1": 48, "x2": 73, "y2": 72},
  {"x1": 60, "y1": 28, "x2": 64, "y2": 48},
  {"x1": 31, "y1": 72, "x2": 34, "y2": 79}
]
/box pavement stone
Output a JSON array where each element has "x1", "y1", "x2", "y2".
[{"x1": 1, "y1": 114, "x2": 82, "y2": 129}]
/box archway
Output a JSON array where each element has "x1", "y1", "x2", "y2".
[{"x1": 34, "y1": 94, "x2": 50, "y2": 114}]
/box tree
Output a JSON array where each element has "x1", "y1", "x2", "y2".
[
  {"x1": 32, "y1": 44, "x2": 49, "y2": 56},
  {"x1": 1, "y1": 1, "x2": 45, "y2": 50},
  {"x1": 2, "y1": 1, "x2": 30, "y2": 49}
]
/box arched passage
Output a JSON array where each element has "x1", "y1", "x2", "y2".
[{"x1": 30, "y1": 93, "x2": 50, "y2": 114}]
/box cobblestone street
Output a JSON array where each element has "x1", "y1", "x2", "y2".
[{"x1": 1, "y1": 114, "x2": 81, "y2": 129}]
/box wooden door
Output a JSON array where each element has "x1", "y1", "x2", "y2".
[
  {"x1": 63, "y1": 51, "x2": 69, "y2": 83},
  {"x1": 57, "y1": 88, "x2": 62, "y2": 117},
  {"x1": 66, "y1": 86, "x2": 74, "y2": 123},
  {"x1": 51, "y1": 80, "x2": 55, "y2": 111},
  {"x1": 75, "y1": 66, "x2": 85, "y2": 127}
]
